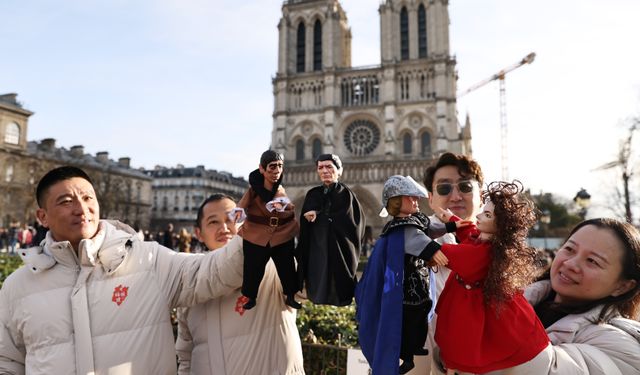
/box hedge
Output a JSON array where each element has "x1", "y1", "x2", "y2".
[{"x1": 0, "y1": 254, "x2": 23, "y2": 289}]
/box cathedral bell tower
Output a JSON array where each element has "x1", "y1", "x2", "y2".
[{"x1": 272, "y1": 0, "x2": 471, "y2": 230}]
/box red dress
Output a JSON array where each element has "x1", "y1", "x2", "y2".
[{"x1": 435, "y1": 221, "x2": 549, "y2": 373}]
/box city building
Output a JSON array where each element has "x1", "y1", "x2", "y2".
[
  {"x1": 272, "y1": 0, "x2": 471, "y2": 231},
  {"x1": 0, "y1": 93, "x2": 152, "y2": 230},
  {"x1": 145, "y1": 165, "x2": 248, "y2": 232}
]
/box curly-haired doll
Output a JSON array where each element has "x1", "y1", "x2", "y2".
[{"x1": 434, "y1": 181, "x2": 550, "y2": 374}]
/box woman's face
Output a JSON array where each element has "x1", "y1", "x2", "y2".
[
  {"x1": 195, "y1": 198, "x2": 239, "y2": 251},
  {"x1": 551, "y1": 224, "x2": 634, "y2": 305}
]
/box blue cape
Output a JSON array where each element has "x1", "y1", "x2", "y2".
[{"x1": 355, "y1": 229, "x2": 404, "y2": 375}]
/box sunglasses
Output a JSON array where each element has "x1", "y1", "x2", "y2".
[{"x1": 435, "y1": 180, "x2": 476, "y2": 196}]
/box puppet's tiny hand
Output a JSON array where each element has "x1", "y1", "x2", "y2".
[
  {"x1": 432, "y1": 250, "x2": 448, "y2": 266},
  {"x1": 304, "y1": 211, "x2": 317, "y2": 222},
  {"x1": 456, "y1": 220, "x2": 474, "y2": 228},
  {"x1": 435, "y1": 207, "x2": 454, "y2": 222}
]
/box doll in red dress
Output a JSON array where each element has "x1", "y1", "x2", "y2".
[{"x1": 434, "y1": 181, "x2": 550, "y2": 374}]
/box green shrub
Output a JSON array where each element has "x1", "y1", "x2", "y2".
[
  {"x1": 297, "y1": 301, "x2": 358, "y2": 348},
  {"x1": 0, "y1": 255, "x2": 23, "y2": 289},
  {"x1": 302, "y1": 343, "x2": 348, "y2": 375}
]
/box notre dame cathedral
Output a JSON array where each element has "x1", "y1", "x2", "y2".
[{"x1": 272, "y1": 0, "x2": 472, "y2": 231}]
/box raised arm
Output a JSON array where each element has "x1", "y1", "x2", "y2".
[
  {"x1": 153, "y1": 235, "x2": 244, "y2": 308},
  {"x1": 403, "y1": 226, "x2": 448, "y2": 266}
]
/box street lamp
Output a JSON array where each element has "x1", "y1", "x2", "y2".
[
  {"x1": 540, "y1": 209, "x2": 551, "y2": 250},
  {"x1": 573, "y1": 188, "x2": 591, "y2": 220}
]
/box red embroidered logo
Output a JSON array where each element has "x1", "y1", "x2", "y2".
[
  {"x1": 235, "y1": 295, "x2": 249, "y2": 316},
  {"x1": 112, "y1": 284, "x2": 129, "y2": 306}
]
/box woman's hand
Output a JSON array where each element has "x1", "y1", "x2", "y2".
[{"x1": 303, "y1": 210, "x2": 317, "y2": 222}]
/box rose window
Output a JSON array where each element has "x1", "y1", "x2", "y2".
[{"x1": 343, "y1": 120, "x2": 380, "y2": 156}]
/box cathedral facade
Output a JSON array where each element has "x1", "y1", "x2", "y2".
[{"x1": 272, "y1": 0, "x2": 471, "y2": 230}]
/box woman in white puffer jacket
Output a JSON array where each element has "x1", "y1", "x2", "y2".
[
  {"x1": 495, "y1": 218, "x2": 640, "y2": 375},
  {"x1": 175, "y1": 194, "x2": 304, "y2": 375}
]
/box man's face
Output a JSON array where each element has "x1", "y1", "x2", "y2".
[
  {"x1": 428, "y1": 165, "x2": 482, "y2": 221},
  {"x1": 259, "y1": 160, "x2": 283, "y2": 185},
  {"x1": 195, "y1": 198, "x2": 239, "y2": 251},
  {"x1": 317, "y1": 160, "x2": 340, "y2": 185},
  {"x1": 36, "y1": 177, "x2": 100, "y2": 249}
]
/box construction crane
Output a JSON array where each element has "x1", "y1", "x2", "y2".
[{"x1": 457, "y1": 52, "x2": 536, "y2": 180}]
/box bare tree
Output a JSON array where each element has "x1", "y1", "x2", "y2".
[{"x1": 595, "y1": 118, "x2": 639, "y2": 224}]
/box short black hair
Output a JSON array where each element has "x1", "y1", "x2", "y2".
[
  {"x1": 423, "y1": 152, "x2": 484, "y2": 193},
  {"x1": 195, "y1": 193, "x2": 235, "y2": 228},
  {"x1": 36, "y1": 166, "x2": 93, "y2": 208},
  {"x1": 260, "y1": 150, "x2": 284, "y2": 169},
  {"x1": 315, "y1": 153, "x2": 342, "y2": 169}
]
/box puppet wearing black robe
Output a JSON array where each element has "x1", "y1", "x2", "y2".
[{"x1": 297, "y1": 182, "x2": 365, "y2": 306}]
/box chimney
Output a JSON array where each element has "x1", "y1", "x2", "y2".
[
  {"x1": 118, "y1": 157, "x2": 131, "y2": 168},
  {"x1": 70, "y1": 145, "x2": 84, "y2": 158},
  {"x1": 39, "y1": 138, "x2": 56, "y2": 152},
  {"x1": 0, "y1": 93, "x2": 18, "y2": 104},
  {"x1": 96, "y1": 151, "x2": 109, "y2": 164}
]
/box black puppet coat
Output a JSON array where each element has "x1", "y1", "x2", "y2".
[{"x1": 296, "y1": 182, "x2": 366, "y2": 306}]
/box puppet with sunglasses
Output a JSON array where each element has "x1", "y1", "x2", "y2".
[
  {"x1": 237, "y1": 150, "x2": 301, "y2": 310},
  {"x1": 355, "y1": 175, "x2": 469, "y2": 375},
  {"x1": 433, "y1": 181, "x2": 549, "y2": 374}
]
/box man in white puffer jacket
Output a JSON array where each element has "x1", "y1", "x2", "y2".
[{"x1": 0, "y1": 166, "x2": 243, "y2": 375}]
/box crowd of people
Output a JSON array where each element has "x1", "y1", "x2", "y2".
[
  {"x1": 0, "y1": 150, "x2": 638, "y2": 375},
  {"x1": 0, "y1": 222, "x2": 47, "y2": 254}
]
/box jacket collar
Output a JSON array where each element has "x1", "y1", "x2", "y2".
[
  {"x1": 20, "y1": 220, "x2": 136, "y2": 274},
  {"x1": 525, "y1": 280, "x2": 607, "y2": 343}
]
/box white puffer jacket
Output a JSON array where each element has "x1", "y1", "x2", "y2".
[
  {"x1": 518, "y1": 280, "x2": 640, "y2": 375},
  {"x1": 0, "y1": 220, "x2": 243, "y2": 375},
  {"x1": 175, "y1": 260, "x2": 304, "y2": 375}
]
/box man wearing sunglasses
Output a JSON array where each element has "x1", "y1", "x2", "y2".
[{"x1": 422, "y1": 152, "x2": 485, "y2": 374}]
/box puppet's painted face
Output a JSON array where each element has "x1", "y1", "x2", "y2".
[
  {"x1": 399, "y1": 195, "x2": 420, "y2": 216},
  {"x1": 260, "y1": 160, "x2": 283, "y2": 185},
  {"x1": 317, "y1": 160, "x2": 340, "y2": 185},
  {"x1": 475, "y1": 201, "x2": 497, "y2": 235}
]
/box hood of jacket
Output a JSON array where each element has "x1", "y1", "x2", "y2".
[
  {"x1": 19, "y1": 220, "x2": 136, "y2": 275},
  {"x1": 249, "y1": 168, "x2": 282, "y2": 203}
]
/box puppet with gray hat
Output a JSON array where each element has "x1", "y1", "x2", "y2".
[{"x1": 355, "y1": 175, "x2": 469, "y2": 375}]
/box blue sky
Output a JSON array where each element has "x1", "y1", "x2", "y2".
[{"x1": 2, "y1": 0, "x2": 640, "y2": 220}]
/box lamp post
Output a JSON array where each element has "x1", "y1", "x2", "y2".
[
  {"x1": 540, "y1": 209, "x2": 551, "y2": 250},
  {"x1": 573, "y1": 188, "x2": 591, "y2": 220}
]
